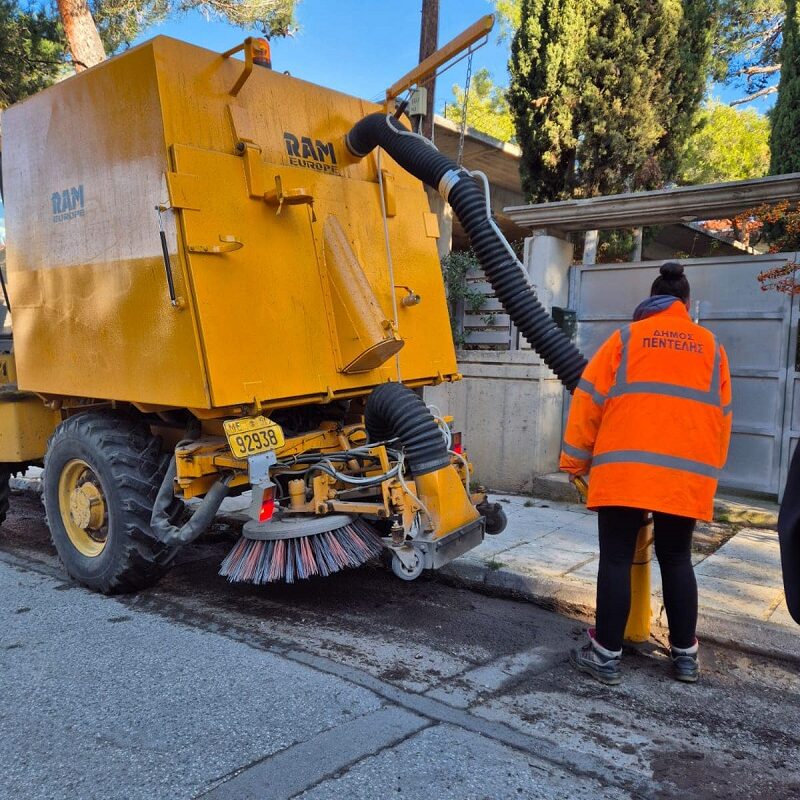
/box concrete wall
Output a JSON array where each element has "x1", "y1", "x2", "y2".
[{"x1": 424, "y1": 350, "x2": 564, "y2": 493}]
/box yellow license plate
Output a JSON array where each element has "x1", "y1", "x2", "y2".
[{"x1": 223, "y1": 416, "x2": 285, "y2": 459}]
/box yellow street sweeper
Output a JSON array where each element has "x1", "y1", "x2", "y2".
[{"x1": 0, "y1": 18, "x2": 585, "y2": 592}]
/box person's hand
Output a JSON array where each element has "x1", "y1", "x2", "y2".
[{"x1": 568, "y1": 472, "x2": 586, "y2": 484}]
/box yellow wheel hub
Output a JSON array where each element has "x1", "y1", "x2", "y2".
[{"x1": 58, "y1": 459, "x2": 109, "y2": 557}]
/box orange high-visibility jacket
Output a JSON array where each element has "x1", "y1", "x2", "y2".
[{"x1": 560, "y1": 300, "x2": 732, "y2": 521}]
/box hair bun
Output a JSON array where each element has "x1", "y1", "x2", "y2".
[{"x1": 660, "y1": 261, "x2": 684, "y2": 281}]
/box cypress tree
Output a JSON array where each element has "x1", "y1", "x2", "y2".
[
  {"x1": 657, "y1": 0, "x2": 716, "y2": 182},
  {"x1": 770, "y1": 0, "x2": 800, "y2": 174},
  {"x1": 507, "y1": 0, "x2": 590, "y2": 202},
  {"x1": 509, "y1": 0, "x2": 714, "y2": 201},
  {"x1": 578, "y1": 0, "x2": 683, "y2": 195}
]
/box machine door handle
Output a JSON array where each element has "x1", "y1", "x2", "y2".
[{"x1": 187, "y1": 235, "x2": 244, "y2": 255}]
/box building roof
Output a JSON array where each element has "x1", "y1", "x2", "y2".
[
  {"x1": 504, "y1": 173, "x2": 800, "y2": 232},
  {"x1": 433, "y1": 116, "x2": 522, "y2": 194}
]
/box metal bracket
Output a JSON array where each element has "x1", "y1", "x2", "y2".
[
  {"x1": 187, "y1": 235, "x2": 244, "y2": 255},
  {"x1": 264, "y1": 175, "x2": 316, "y2": 220},
  {"x1": 246, "y1": 450, "x2": 278, "y2": 520},
  {"x1": 248, "y1": 450, "x2": 277, "y2": 486}
]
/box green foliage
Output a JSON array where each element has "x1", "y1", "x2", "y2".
[
  {"x1": 448, "y1": 68, "x2": 515, "y2": 143},
  {"x1": 770, "y1": 0, "x2": 800, "y2": 175},
  {"x1": 0, "y1": 0, "x2": 65, "y2": 109},
  {"x1": 501, "y1": 0, "x2": 784, "y2": 106},
  {"x1": 440, "y1": 250, "x2": 485, "y2": 347},
  {"x1": 711, "y1": 0, "x2": 784, "y2": 104},
  {"x1": 508, "y1": 0, "x2": 714, "y2": 202},
  {"x1": 678, "y1": 101, "x2": 770, "y2": 184},
  {"x1": 507, "y1": 0, "x2": 589, "y2": 202},
  {"x1": 91, "y1": 0, "x2": 298, "y2": 52},
  {"x1": 492, "y1": 0, "x2": 521, "y2": 41},
  {"x1": 441, "y1": 250, "x2": 485, "y2": 313},
  {"x1": 597, "y1": 229, "x2": 635, "y2": 263},
  {"x1": 659, "y1": 0, "x2": 716, "y2": 179}
]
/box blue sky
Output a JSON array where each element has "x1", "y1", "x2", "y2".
[
  {"x1": 137, "y1": 0, "x2": 771, "y2": 112},
  {"x1": 134, "y1": 0, "x2": 510, "y2": 111}
]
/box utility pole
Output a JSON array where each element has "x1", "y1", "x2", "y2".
[
  {"x1": 418, "y1": 0, "x2": 451, "y2": 256},
  {"x1": 418, "y1": 0, "x2": 439, "y2": 139}
]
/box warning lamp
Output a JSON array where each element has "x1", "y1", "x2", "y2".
[
  {"x1": 451, "y1": 431, "x2": 463, "y2": 455},
  {"x1": 252, "y1": 38, "x2": 272, "y2": 69},
  {"x1": 259, "y1": 487, "x2": 276, "y2": 522}
]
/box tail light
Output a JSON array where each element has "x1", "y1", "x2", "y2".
[
  {"x1": 259, "y1": 487, "x2": 276, "y2": 522},
  {"x1": 451, "y1": 431, "x2": 463, "y2": 455}
]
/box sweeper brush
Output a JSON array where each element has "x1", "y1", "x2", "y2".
[{"x1": 219, "y1": 515, "x2": 385, "y2": 584}]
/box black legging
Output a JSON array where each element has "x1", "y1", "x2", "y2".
[{"x1": 596, "y1": 506, "x2": 697, "y2": 651}]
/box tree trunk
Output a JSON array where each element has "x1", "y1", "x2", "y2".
[{"x1": 56, "y1": 0, "x2": 105, "y2": 72}]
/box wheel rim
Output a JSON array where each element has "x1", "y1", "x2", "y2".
[{"x1": 58, "y1": 459, "x2": 109, "y2": 557}]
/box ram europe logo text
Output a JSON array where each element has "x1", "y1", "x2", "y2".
[{"x1": 283, "y1": 133, "x2": 340, "y2": 175}]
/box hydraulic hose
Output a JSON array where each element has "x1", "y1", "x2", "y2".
[
  {"x1": 150, "y1": 457, "x2": 232, "y2": 547},
  {"x1": 365, "y1": 382, "x2": 450, "y2": 476},
  {"x1": 346, "y1": 113, "x2": 587, "y2": 390}
]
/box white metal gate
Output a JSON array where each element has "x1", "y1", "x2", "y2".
[{"x1": 570, "y1": 253, "x2": 799, "y2": 497}]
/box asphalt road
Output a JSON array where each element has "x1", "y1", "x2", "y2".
[{"x1": 1, "y1": 489, "x2": 799, "y2": 800}]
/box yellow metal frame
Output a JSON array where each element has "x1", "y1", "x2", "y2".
[{"x1": 385, "y1": 15, "x2": 494, "y2": 104}]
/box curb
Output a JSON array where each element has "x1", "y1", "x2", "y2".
[
  {"x1": 439, "y1": 559, "x2": 800, "y2": 664},
  {"x1": 11, "y1": 476, "x2": 42, "y2": 494}
]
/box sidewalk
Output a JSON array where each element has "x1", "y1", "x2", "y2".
[{"x1": 442, "y1": 492, "x2": 799, "y2": 660}]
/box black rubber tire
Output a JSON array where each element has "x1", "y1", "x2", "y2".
[
  {"x1": 43, "y1": 412, "x2": 176, "y2": 594},
  {"x1": 0, "y1": 464, "x2": 10, "y2": 525},
  {"x1": 478, "y1": 501, "x2": 508, "y2": 535}
]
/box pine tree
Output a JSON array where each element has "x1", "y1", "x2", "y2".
[
  {"x1": 770, "y1": 0, "x2": 800, "y2": 174},
  {"x1": 0, "y1": 0, "x2": 64, "y2": 109}
]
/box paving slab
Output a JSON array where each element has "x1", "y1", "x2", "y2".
[
  {"x1": 711, "y1": 527, "x2": 782, "y2": 566},
  {"x1": 501, "y1": 542, "x2": 596, "y2": 575},
  {"x1": 696, "y1": 575, "x2": 784, "y2": 620},
  {"x1": 696, "y1": 552, "x2": 784, "y2": 586},
  {"x1": 769, "y1": 600, "x2": 798, "y2": 628}
]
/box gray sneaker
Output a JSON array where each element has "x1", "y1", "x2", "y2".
[
  {"x1": 670, "y1": 640, "x2": 699, "y2": 683},
  {"x1": 569, "y1": 628, "x2": 622, "y2": 686}
]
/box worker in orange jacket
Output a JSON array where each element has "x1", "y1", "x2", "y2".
[{"x1": 561, "y1": 262, "x2": 732, "y2": 685}]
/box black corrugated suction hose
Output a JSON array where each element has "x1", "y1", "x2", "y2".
[
  {"x1": 346, "y1": 113, "x2": 587, "y2": 391},
  {"x1": 365, "y1": 382, "x2": 450, "y2": 476}
]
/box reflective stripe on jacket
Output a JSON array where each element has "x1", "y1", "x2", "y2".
[{"x1": 559, "y1": 300, "x2": 732, "y2": 521}]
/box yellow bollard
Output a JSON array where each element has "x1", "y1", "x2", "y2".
[
  {"x1": 572, "y1": 477, "x2": 653, "y2": 643},
  {"x1": 623, "y1": 514, "x2": 653, "y2": 642}
]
